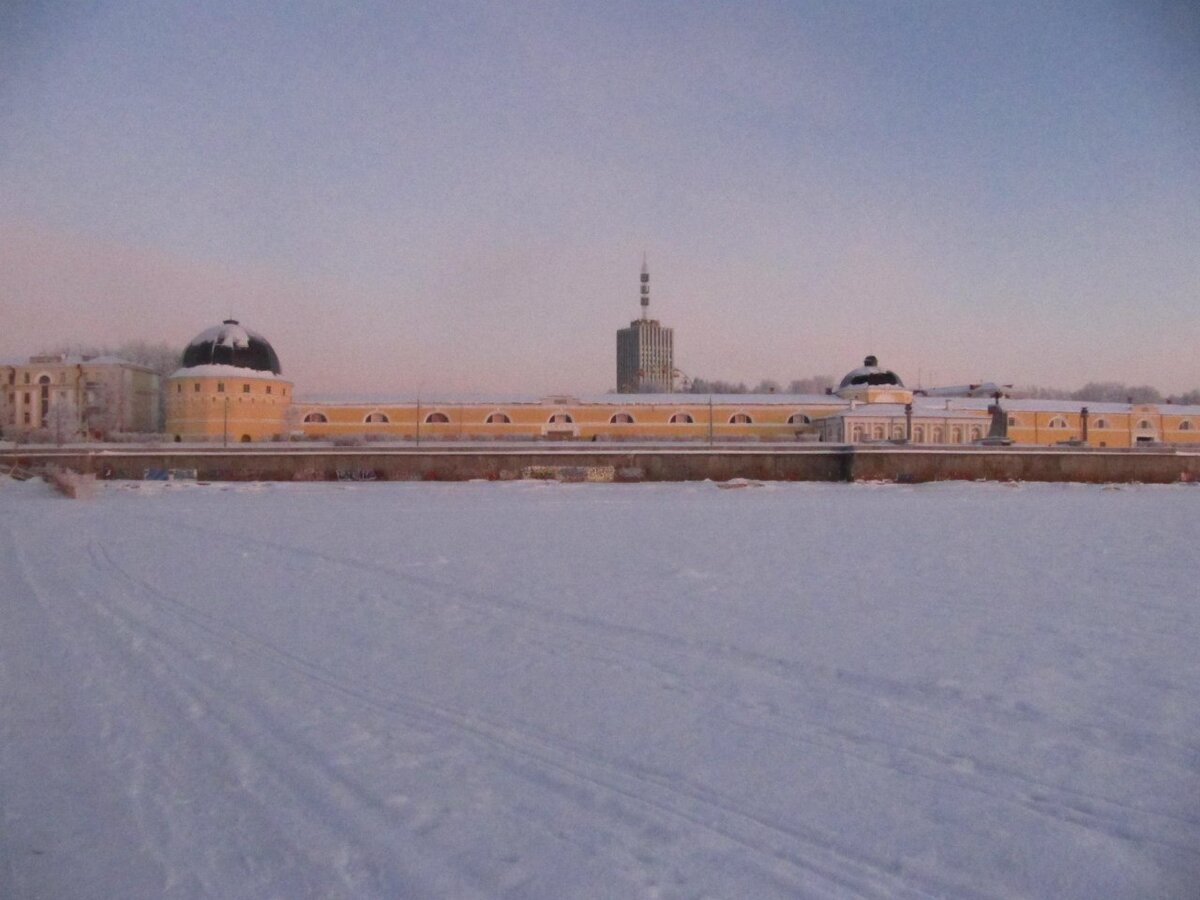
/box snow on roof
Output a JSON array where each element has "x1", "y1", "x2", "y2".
[
  {"x1": 169, "y1": 364, "x2": 288, "y2": 381},
  {"x1": 295, "y1": 392, "x2": 849, "y2": 407}
]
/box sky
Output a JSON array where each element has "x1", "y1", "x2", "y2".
[{"x1": 2, "y1": 1, "x2": 1198, "y2": 396}]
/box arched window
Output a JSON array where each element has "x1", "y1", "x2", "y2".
[
  {"x1": 1047, "y1": 417, "x2": 1069, "y2": 429},
  {"x1": 485, "y1": 412, "x2": 511, "y2": 424},
  {"x1": 1093, "y1": 418, "x2": 1109, "y2": 429},
  {"x1": 303, "y1": 412, "x2": 328, "y2": 423},
  {"x1": 913, "y1": 425, "x2": 925, "y2": 442},
  {"x1": 548, "y1": 412, "x2": 573, "y2": 424},
  {"x1": 851, "y1": 426, "x2": 865, "y2": 441},
  {"x1": 787, "y1": 413, "x2": 810, "y2": 425},
  {"x1": 365, "y1": 412, "x2": 389, "y2": 423},
  {"x1": 872, "y1": 425, "x2": 885, "y2": 440},
  {"x1": 970, "y1": 426, "x2": 982, "y2": 440},
  {"x1": 240, "y1": 434, "x2": 252, "y2": 443},
  {"x1": 729, "y1": 413, "x2": 753, "y2": 424},
  {"x1": 951, "y1": 426, "x2": 962, "y2": 443},
  {"x1": 893, "y1": 426, "x2": 905, "y2": 439},
  {"x1": 932, "y1": 426, "x2": 944, "y2": 442},
  {"x1": 425, "y1": 412, "x2": 450, "y2": 424},
  {"x1": 609, "y1": 412, "x2": 634, "y2": 424},
  {"x1": 1136, "y1": 419, "x2": 1153, "y2": 430},
  {"x1": 669, "y1": 412, "x2": 694, "y2": 424},
  {"x1": 1180, "y1": 420, "x2": 1194, "y2": 431},
  {"x1": 38, "y1": 375, "x2": 50, "y2": 427}
]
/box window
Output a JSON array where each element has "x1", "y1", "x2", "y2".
[
  {"x1": 365, "y1": 412, "x2": 389, "y2": 423},
  {"x1": 1047, "y1": 417, "x2": 1068, "y2": 429},
  {"x1": 970, "y1": 426, "x2": 982, "y2": 440},
  {"x1": 217, "y1": 383, "x2": 225, "y2": 393},
  {"x1": 932, "y1": 427, "x2": 944, "y2": 442},
  {"x1": 266, "y1": 386, "x2": 272, "y2": 395},
  {"x1": 242, "y1": 384, "x2": 251, "y2": 394},
  {"x1": 23, "y1": 373, "x2": 30, "y2": 384},
  {"x1": 873, "y1": 426, "x2": 885, "y2": 440},
  {"x1": 852, "y1": 426, "x2": 864, "y2": 441},
  {"x1": 425, "y1": 412, "x2": 450, "y2": 424},
  {"x1": 194, "y1": 383, "x2": 201, "y2": 393},
  {"x1": 1093, "y1": 418, "x2": 1109, "y2": 429},
  {"x1": 177, "y1": 384, "x2": 182, "y2": 393},
  {"x1": 893, "y1": 426, "x2": 905, "y2": 439},
  {"x1": 1137, "y1": 419, "x2": 1153, "y2": 430},
  {"x1": 1007, "y1": 415, "x2": 1017, "y2": 427},
  {"x1": 787, "y1": 413, "x2": 810, "y2": 425},
  {"x1": 729, "y1": 413, "x2": 753, "y2": 424},
  {"x1": 669, "y1": 412, "x2": 694, "y2": 424},
  {"x1": 486, "y1": 412, "x2": 511, "y2": 424},
  {"x1": 548, "y1": 412, "x2": 573, "y2": 424},
  {"x1": 913, "y1": 425, "x2": 925, "y2": 442},
  {"x1": 1179, "y1": 420, "x2": 1193, "y2": 431},
  {"x1": 609, "y1": 412, "x2": 634, "y2": 424},
  {"x1": 303, "y1": 412, "x2": 328, "y2": 423}
]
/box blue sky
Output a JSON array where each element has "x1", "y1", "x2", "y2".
[{"x1": 2, "y1": 1, "x2": 1197, "y2": 394}]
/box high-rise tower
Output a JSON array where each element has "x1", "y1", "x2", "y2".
[{"x1": 617, "y1": 257, "x2": 674, "y2": 393}]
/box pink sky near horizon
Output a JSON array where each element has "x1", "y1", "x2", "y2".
[{"x1": 2, "y1": 3, "x2": 1197, "y2": 396}]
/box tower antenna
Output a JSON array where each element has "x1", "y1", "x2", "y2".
[{"x1": 640, "y1": 253, "x2": 650, "y2": 321}]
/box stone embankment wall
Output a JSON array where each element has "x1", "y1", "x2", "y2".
[{"x1": 3, "y1": 445, "x2": 1198, "y2": 484}]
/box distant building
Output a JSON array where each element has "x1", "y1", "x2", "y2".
[
  {"x1": 616, "y1": 258, "x2": 675, "y2": 393},
  {"x1": 1, "y1": 354, "x2": 161, "y2": 440}
]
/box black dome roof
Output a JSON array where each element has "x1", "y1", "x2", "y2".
[
  {"x1": 839, "y1": 355, "x2": 904, "y2": 389},
  {"x1": 182, "y1": 319, "x2": 281, "y2": 374}
]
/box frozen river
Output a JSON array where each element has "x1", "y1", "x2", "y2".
[{"x1": 2, "y1": 478, "x2": 1198, "y2": 898}]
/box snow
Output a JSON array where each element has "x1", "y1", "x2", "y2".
[
  {"x1": 167, "y1": 364, "x2": 288, "y2": 381},
  {"x1": 2, "y1": 478, "x2": 1198, "y2": 898}
]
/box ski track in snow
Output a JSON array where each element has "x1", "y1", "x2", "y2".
[{"x1": 2, "y1": 479, "x2": 1199, "y2": 898}]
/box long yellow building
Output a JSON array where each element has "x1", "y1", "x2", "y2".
[{"x1": 164, "y1": 322, "x2": 1200, "y2": 449}]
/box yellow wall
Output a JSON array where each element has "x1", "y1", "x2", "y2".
[
  {"x1": 166, "y1": 374, "x2": 293, "y2": 442},
  {"x1": 293, "y1": 399, "x2": 842, "y2": 441}
]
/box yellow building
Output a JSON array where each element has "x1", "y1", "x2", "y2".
[
  {"x1": 163, "y1": 323, "x2": 1200, "y2": 449},
  {"x1": 165, "y1": 320, "x2": 293, "y2": 443},
  {"x1": 1, "y1": 354, "x2": 161, "y2": 440}
]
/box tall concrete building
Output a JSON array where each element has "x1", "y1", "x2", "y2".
[{"x1": 616, "y1": 258, "x2": 674, "y2": 393}]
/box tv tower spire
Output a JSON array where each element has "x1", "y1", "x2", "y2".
[{"x1": 640, "y1": 253, "x2": 650, "y2": 320}]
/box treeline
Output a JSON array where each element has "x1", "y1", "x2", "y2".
[
  {"x1": 684, "y1": 376, "x2": 836, "y2": 395},
  {"x1": 1014, "y1": 382, "x2": 1200, "y2": 405},
  {"x1": 683, "y1": 374, "x2": 1199, "y2": 404},
  {"x1": 39, "y1": 340, "x2": 183, "y2": 376}
]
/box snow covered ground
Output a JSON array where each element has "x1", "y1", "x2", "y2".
[{"x1": 2, "y1": 478, "x2": 1198, "y2": 899}]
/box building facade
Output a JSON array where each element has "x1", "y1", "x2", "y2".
[
  {"x1": 165, "y1": 320, "x2": 294, "y2": 443},
  {"x1": 158, "y1": 320, "x2": 1200, "y2": 449},
  {"x1": 1, "y1": 355, "x2": 161, "y2": 440},
  {"x1": 616, "y1": 259, "x2": 674, "y2": 393}
]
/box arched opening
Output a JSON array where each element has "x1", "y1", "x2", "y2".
[
  {"x1": 303, "y1": 412, "x2": 328, "y2": 423},
  {"x1": 547, "y1": 412, "x2": 574, "y2": 424},
  {"x1": 425, "y1": 412, "x2": 450, "y2": 424},
  {"x1": 669, "y1": 412, "x2": 694, "y2": 424},
  {"x1": 1048, "y1": 417, "x2": 1068, "y2": 429},
  {"x1": 365, "y1": 412, "x2": 389, "y2": 423},
  {"x1": 729, "y1": 413, "x2": 753, "y2": 424},
  {"x1": 609, "y1": 412, "x2": 634, "y2": 424},
  {"x1": 240, "y1": 434, "x2": 252, "y2": 443},
  {"x1": 38, "y1": 375, "x2": 50, "y2": 427},
  {"x1": 787, "y1": 413, "x2": 810, "y2": 425},
  {"x1": 932, "y1": 426, "x2": 944, "y2": 442},
  {"x1": 913, "y1": 425, "x2": 925, "y2": 442},
  {"x1": 485, "y1": 412, "x2": 511, "y2": 424}
]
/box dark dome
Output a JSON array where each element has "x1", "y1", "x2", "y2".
[
  {"x1": 181, "y1": 319, "x2": 281, "y2": 374},
  {"x1": 839, "y1": 355, "x2": 904, "y2": 389}
]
